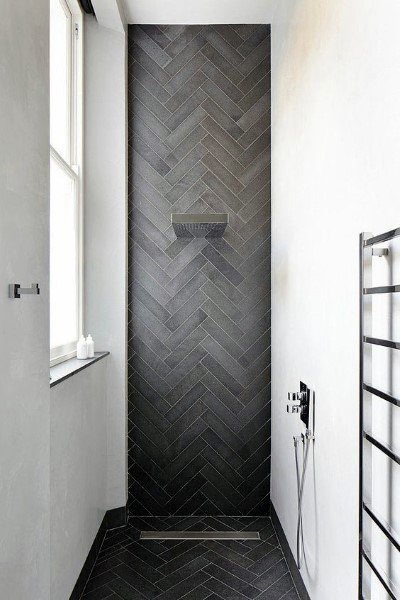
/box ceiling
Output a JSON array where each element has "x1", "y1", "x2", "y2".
[
  {"x1": 91, "y1": 0, "x2": 277, "y2": 32},
  {"x1": 123, "y1": 0, "x2": 276, "y2": 24},
  {"x1": 93, "y1": 0, "x2": 276, "y2": 29}
]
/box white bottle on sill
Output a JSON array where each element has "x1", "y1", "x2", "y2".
[
  {"x1": 77, "y1": 335, "x2": 88, "y2": 359},
  {"x1": 86, "y1": 334, "x2": 94, "y2": 358}
]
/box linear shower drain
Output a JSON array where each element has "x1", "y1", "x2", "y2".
[{"x1": 140, "y1": 531, "x2": 260, "y2": 540}]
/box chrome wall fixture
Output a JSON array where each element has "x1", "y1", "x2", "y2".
[
  {"x1": 9, "y1": 283, "x2": 40, "y2": 299},
  {"x1": 287, "y1": 382, "x2": 315, "y2": 571},
  {"x1": 171, "y1": 213, "x2": 228, "y2": 238},
  {"x1": 359, "y1": 227, "x2": 400, "y2": 600},
  {"x1": 287, "y1": 381, "x2": 314, "y2": 430}
]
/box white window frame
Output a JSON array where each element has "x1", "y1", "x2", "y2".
[{"x1": 50, "y1": 0, "x2": 83, "y2": 366}]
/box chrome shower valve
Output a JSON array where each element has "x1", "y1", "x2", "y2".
[
  {"x1": 287, "y1": 404, "x2": 302, "y2": 414},
  {"x1": 287, "y1": 391, "x2": 307, "y2": 414},
  {"x1": 287, "y1": 391, "x2": 307, "y2": 402},
  {"x1": 287, "y1": 382, "x2": 313, "y2": 430}
]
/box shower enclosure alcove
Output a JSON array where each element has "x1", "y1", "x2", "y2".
[{"x1": 128, "y1": 24, "x2": 271, "y2": 517}]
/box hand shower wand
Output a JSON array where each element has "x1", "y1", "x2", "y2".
[{"x1": 287, "y1": 383, "x2": 315, "y2": 570}]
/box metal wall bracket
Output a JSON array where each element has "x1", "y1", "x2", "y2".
[
  {"x1": 372, "y1": 247, "x2": 389, "y2": 257},
  {"x1": 9, "y1": 283, "x2": 40, "y2": 299}
]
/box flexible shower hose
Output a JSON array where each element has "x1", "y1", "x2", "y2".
[{"x1": 294, "y1": 433, "x2": 311, "y2": 570}]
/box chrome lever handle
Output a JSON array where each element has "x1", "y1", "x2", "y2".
[
  {"x1": 9, "y1": 283, "x2": 40, "y2": 299},
  {"x1": 288, "y1": 391, "x2": 307, "y2": 402}
]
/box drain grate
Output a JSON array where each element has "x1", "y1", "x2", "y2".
[{"x1": 140, "y1": 530, "x2": 260, "y2": 540}]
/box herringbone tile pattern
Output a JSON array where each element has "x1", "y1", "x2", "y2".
[
  {"x1": 128, "y1": 25, "x2": 271, "y2": 515},
  {"x1": 82, "y1": 516, "x2": 299, "y2": 599}
]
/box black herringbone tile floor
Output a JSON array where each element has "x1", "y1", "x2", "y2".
[{"x1": 82, "y1": 516, "x2": 299, "y2": 600}]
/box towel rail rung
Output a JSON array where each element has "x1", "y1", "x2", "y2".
[
  {"x1": 362, "y1": 548, "x2": 398, "y2": 600},
  {"x1": 364, "y1": 336, "x2": 400, "y2": 350},
  {"x1": 363, "y1": 285, "x2": 400, "y2": 295},
  {"x1": 363, "y1": 227, "x2": 400, "y2": 247},
  {"x1": 363, "y1": 431, "x2": 400, "y2": 466},
  {"x1": 363, "y1": 384, "x2": 400, "y2": 408},
  {"x1": 363, "y1": 501, "x2": 400, "y2": 553}
]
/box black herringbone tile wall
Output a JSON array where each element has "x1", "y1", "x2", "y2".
[{"x1": 128, "y1": 25, "x2": 271, "y2": 516}]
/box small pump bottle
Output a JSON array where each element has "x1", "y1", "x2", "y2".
[
  {"x1": 86, "y1": 334, "x2": 95, "y2": 358},
  {"x1": 77, "y1": 335, "x2": 88, "y2": 359}
]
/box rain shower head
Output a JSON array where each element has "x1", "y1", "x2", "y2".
[{"x1": 171, "y1": 213, "x2": 228, "y2": 238}]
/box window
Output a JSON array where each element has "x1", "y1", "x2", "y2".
[{"x1": 50, "y1": 0, "x2": 83, "y2": 365}]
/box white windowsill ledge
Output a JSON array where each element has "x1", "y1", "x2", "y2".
[{"x1": 50, "y1": 352, "x2": 110, "y2": 388}]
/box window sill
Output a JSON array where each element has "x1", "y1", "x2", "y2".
[{"x1": 50, "y1": 352, "x2": 110, "y2": 388}]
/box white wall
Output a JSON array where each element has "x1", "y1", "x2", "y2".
[
  {"x1": 50, "y1": 361, "x2": 108, "y2": 600},
  {"x1": 84, "y1": 16, "x2": 128, "y2": 510},
  {"x1": 0, "y1": 2, "x2": 50, "y2": 599},
  {"x1": 0, "y1": 5, "x2": 125, "y2": 599},
  {"x1": 50, "y1": 12, "x2": 127, "y2": 600},
  {"x1": 271, "y1": 1, "x2": 400, "y2": 599}
]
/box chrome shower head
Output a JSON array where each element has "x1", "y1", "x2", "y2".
[{"x1": 171, "y1": 213, "x2": 228, "y2": 238}]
